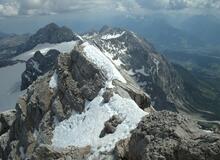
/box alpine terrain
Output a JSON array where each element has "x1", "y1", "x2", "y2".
[{"x1": 0, "y1": 24, "x2": 219, "y2": 160}]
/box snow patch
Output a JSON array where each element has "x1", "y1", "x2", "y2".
[
  {"x1": 127, "y1": 69, "x2": 135, "y2": 76},
  {"x1": 49, "y1": 72, "x2": 58, "y2": 89},
  {"x1": 82, "y1": 33, "x2": 98, "y2": 39},
  {"x1": 82, "y1": 42, "x2": 126, "y2": 84},
  {"x1": 101, "y1": 31, "x2": 125, "y2": 40},
  {"x1": 19, "y1": 146, "x2": 25, "y2": 159},
  {"x1": 152, "y1": 57, "x2": 160, "y2": 74},
  {"x1": 135, "y1": 66, "x2": 149, "y2": 77},
  {"x1": 203, "y1": 130, "x2": 213, "y2": 133},
  {"x1": 30, "y1": 60, "x2": 42, "y2": 73},
  {"x1": 76, "y1": 35, "x2": 84, "y2": 42},
  {"x1": 52, "y1": 93, "x2": 147, "y2": 155}
]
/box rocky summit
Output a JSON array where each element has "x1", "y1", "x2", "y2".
[
  {"x1": 0, "y1": 24, "x2": 220, "y2": 160},
  {"x1": 115, "y1": 111, "x2": 220, "y2": 160}
]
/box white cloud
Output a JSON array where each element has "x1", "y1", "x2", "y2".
[
  {"x1": 116, "y1": 0, "x2": 146, "y2": 16},
  {"x1": 0, "y1": 2, "x2": 19, "y2": 16},
  {"x1": 0, "y1": 0, "x2": 219, "y2": 17}
]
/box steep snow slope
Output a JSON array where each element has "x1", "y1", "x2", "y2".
[
  {"x1": 52, "y1": 93, "x2": 146, "y2": 154},
  {"x1": 82, "y1": 42, "x2": 126, "y2": 85}
]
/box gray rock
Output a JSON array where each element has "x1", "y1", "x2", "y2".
[
  {"x1": 102, "y1": 88, "x2": 113, "y2": 103},
  {"x1": 114, "y1": 138, "x2": 129, "y2": 160},
  {"x1": 100, "y1": 115, "x2": 123, "y2": 138},
  {"x1": 0, "y1": 110, "x2": 16, "y2": 135},
  {"x1": 21, "y1": 49, "x2": 60, "y2": 90},
  {"x1": 124, "y1": 111, "x2": 220, "y2": 160},
  {"x1": 32, "y1": 144, "x2": 91, "y2": 160}
]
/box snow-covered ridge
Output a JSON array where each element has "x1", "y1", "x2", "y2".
[
  {"x1": 101, "y1": 31, "x2": 125, "y2": 40},
  {"x1": 82, "y1": 41, "x2": 126, "y2": 86}
]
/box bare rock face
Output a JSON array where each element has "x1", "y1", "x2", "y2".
[
  {"x1": 21, "y1": 49, "x2": 60, "y2": 90},
  {"x1": 115, "y1": 111, "x2": 220, "y2": 160},
  {"x1": 0, "y1": 110, "x2": 16, "y2": 135},
  {"x1": 0, "y1": 110, "x2": 16, "y2": 158},
  {"x1": 32, "y1": 144, "x2": 91, "y2": 160}
]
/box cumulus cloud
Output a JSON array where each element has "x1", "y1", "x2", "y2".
[
  {"x1": 0, "y1": 0, "x2": 115, "y2": 16},
  {"x1": 0, "y1": 1, "x2": 19, "y2": 16},
  {"x1": 0, "y1": 0, "x2": 219, "y2": 17}
]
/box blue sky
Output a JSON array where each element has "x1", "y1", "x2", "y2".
[{"x1": 0, "y1": 0, "x2": 219, "y2": 33}]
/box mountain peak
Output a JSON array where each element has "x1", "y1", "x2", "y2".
[
  {"x1": 99, "y1": 25, "x2": 112, "y2": 33},
  {"x1": 23, "y1": 23, "x2": 76, "y2": 52}
]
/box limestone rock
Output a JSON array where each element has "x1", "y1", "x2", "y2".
[
  {"x1": 100, "y1": 115, "x2": 123, "y2": 138},
  {"x1": 127, "y1": 111, "x2": 220, "y2": 160}
]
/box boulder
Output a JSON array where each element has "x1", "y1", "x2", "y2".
[{"x1": 100, "y1": 115, "x2": 123, "y2": 138}]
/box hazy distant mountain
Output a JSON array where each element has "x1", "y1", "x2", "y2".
[
  {"x1": 145, "y1": 20, "x2": 205, "y2": 50},
  {"x1": 181, "y1": 15, "x2": 220, "y2": 45}
]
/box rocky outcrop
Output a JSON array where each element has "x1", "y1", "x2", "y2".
[
  {"x1": 32, "y1": 145, "x2": 91, "y2": 160},
  {"x1": 21, "y1": 49, "x2": 60, "y2": 90},
  {"x1": 0, "y1": 110, "x2": 16, "y2": 158},
  {"x1": 115, "y1": 111, "x2": 220, "y2": 160},
  {"x1": 99, "y1": 115, "x2": 123, "y2": 138},
  {"x1": 0, "y1": 110, "x2": 16, "y2": 135}
]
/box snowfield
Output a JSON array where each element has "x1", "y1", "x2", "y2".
[
  {"x1": 101, "y1": 31, "x2": 125, "y2": 40},
  {"x1": 52, "y1": 92, "x2": 147, "y2": 155},
  {"x1": 14, "y1": 40, "x2": 78, "y2": 61},
  {"x1": 49, "y1": 71, "x2": 58, "y2": 89}
]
